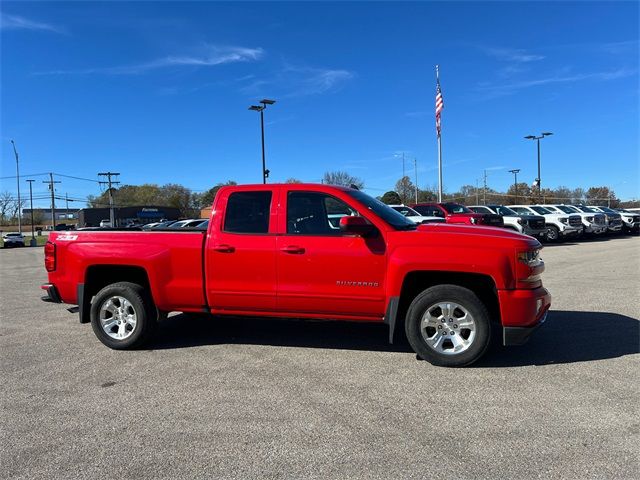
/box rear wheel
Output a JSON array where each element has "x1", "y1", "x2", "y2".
[
  {"x1": 405, "y1": 285, "x2": 491, "y2": 367},
  {"x1": 90, "y1": 282, "x2": 157, "y2": 349}
]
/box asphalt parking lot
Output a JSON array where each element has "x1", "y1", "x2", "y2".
[{"x1": 1, "y1": 236, "x2": 638, "y2": 479}]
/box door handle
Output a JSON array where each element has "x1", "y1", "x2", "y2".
[
  {"x1": 280, "y1": 245, "x2": 305, "y2": 254},
  {"x1": 213, "y1": 244, "x2": 235, "y2": 253}
]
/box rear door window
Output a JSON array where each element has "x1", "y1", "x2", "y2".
[{"x1": 223, "y1": 191, "x2": 272, "y2": 234}]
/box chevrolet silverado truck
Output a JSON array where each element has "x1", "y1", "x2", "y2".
[
  {"x1": 411, "y1": 202, "x2": 504, "y2": 227},
  {"x1": 41, "y1": 184, "x2": 550, "y2": 367}
]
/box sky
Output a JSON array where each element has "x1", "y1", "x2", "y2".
[{"x1": 1, "y1": 1, "x2": 639, "y2": 208}]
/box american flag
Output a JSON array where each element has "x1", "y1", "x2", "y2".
[{"x1": 435, "y1": 76, "x2": 444, "y2": 137}]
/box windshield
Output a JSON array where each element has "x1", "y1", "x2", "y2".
[
  {"x1": 491, "y1": 206, "x2": 517, "y2": 216},
  {"x1": 345, "y1": 190, "x2": 416, "y2": 230},
  {"x1": 555, "y1": 205, "x2": 577, "y2": 214},
  {"x1": 574, "y1": 205, "x2": 598, "y2": 213},
  {"x1": 598, "y1": 207, "x2": 616, "y2": 214},
  {"x1": 442, "y1": 203, "x2": 472, "y2": 214},
  {"x1": 391, "y1": 206, "x2": 421, "y2": 217},
  {"x1": 531, "y1": 206, "x2": 551, "y2": 215}
]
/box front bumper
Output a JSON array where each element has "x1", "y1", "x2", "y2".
[
  {"x1": 524, "y1": 227, "x2": 547, "y2": 238},
  {"x1": 504, "y1": 311, "x2": 548, "y2": 345},
  {"x1": 498, "y1": 286, "x2": 551, "y2": 346},
  {"x1": 41, "y1": 283, "x2": 62, "y2": 303}
]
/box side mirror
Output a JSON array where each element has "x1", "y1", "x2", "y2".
[{"x1": 339, "y1": 216, "x2": 375, "y2": 236}]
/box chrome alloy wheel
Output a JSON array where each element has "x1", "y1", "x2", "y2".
[
  {"x1": 99, "y1": 296, "x2": 137, "y2": 340},
  {"x1": 420, "y1": 302, "x2": 476, "y2": 355}
]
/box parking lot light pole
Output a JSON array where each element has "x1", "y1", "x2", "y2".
[
  {"x1": 249, "y1": 99, "x2": 276, "y2": 184},
  {"x1": 26, "y1": 179, "x2": 36, "y2": 246},
  {"x1": 11, "y1": 140, "x2": 22, "y2": 234},
  {"x1": 524, "y1": 132, "x2": 553, "y2": 199},
  {"x1": 509, "y1": 169, "x2": 520, "y2": 204}
]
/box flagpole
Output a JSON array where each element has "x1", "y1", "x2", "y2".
[{"x1": 436, "y1": 65, "x2": 443, "y2": 202}]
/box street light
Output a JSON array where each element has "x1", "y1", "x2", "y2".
[
  {"x1": 249, "y1": 98, "x2": 276, "y2": 184},
  {"x1": 508, "y1": 169, "x2": 520, "y2": 204},
  {"x1": 524, "y1": 132, "x2": 553, "y2": 199},
  {"x1": 10, "y1": 140, "x2": 22, "y2": 234}
]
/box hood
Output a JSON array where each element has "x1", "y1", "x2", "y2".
[{"x1": 414, "y1": 222, "x2": 540, "y2": 249}]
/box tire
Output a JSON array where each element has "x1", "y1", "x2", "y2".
[
  {"x1": 405, "y1": 285, "x2": 492, "y2": 367},
  {"x1": 546, "y1": 225, "x2": 560, "y2": 242},
  {"x1": 90, "y1": 282, "x2": 157, "y2": 349}
]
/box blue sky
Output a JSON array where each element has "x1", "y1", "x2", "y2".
[{"x1": 1, "y1": 1, "x2": 638, "y2": 207}]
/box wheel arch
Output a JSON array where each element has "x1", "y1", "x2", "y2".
[
  {"x1": 79, "y1": 265, "x2": 152, "y2": 323},
  {"x1": 388, "y1": 270, "x2": 500, "y2": 343}
]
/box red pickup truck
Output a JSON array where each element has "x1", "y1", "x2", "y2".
[
  {"x1": 42, "y1": 184, "x2": 550, "y2": 367},
  {"x1": 411, "y1": 202, "x2": 504, "y2": 227}
]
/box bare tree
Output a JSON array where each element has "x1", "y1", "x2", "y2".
[{"x1": 322, "y1": 171, "x2": 364, "y2": 189}]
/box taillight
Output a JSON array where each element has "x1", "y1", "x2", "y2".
[{"x1": 45, "y1": 241, "x2": 56, "y2": 272}]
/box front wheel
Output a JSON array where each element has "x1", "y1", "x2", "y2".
[
  {"x1": 405, "y1": 285, "x2": 492, "y2": 367},
  {"x1": 546, "y1": 225, "x2": 560, "y2": 242},
  {"x1": 90, "y1": 282, "x2": 157, "y2": 349}
]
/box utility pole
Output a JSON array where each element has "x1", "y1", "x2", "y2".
[
  {"x1": 26, "y1": 179, "x2": 36, "y2": 246},
  {"x1": 43, "y1": 173, "x2": 61, "y2": 229},
  {"x1": 509, "y1": 169, "x2": 521, "y2": 204},
  {"x1": 65, "y1": 193, "x2": 70, "y2": 220},
  {"x1": 483, "y1": 170, "x2": 488, "y2": 205},
  {"x1": 475, "y1": 179, "x2": 479, "y2": 204},
  {"x1": 10, "y1": 140, "x2": 22, "y2": 234},
  {"x1": 402, "y1": 152, "x2": 406, "y2": 180},
  {"x1": 98, "y1": 172, "x2": 120, "y2": 227},
  {"x1": 414, "y1": 157, "x2": 418, "y2": 203}
]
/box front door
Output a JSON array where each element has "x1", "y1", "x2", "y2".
[{"x1": 276, "y1": 190, "x2": 386, "y2": 319}]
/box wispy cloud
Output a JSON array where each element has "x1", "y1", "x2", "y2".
[
  {"x1": 240, "y1": 63, "x2": 354, "y2": 97},
  {"x1": 37, "y1": 45, "x2": 264, "y2": 75},
  {"x1": 478, "y1": 68, "x2": 637, "y2": 98},
  {"x1": 481, "y1": 46, "x2": 545, "y2": 63},
  {"x1": 1, "y1": 13, "x2": 65, "y2": 34}
]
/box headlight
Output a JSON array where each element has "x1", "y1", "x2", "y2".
[
  {"x1": 560, "y1": 217, "x2": 568, "y2": 224},
  {"x1": 517, "y1": 249, "x2": 541, "y2": 266},
  {"x1": 517, "y1": 218, "x2": 523, "y2": 224},
  {"x1": 586, "y1": 216, "x2": 594, "y2": 222}
]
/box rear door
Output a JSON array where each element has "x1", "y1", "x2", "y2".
[
  {"x1": 205, "y1": 187, "x2": 278, "y2": 313},
  {"x1": 275, "y1": 189, "x2": 386, "y2": 319}
]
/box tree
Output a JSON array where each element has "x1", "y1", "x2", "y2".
[
  {"x1": 395, "y1": 176, "x2": 415, "y2": 204},
  {"x1": 285, "y1": 178, "x2": 303, "y2": 184},
  {"x1": 417, "y1": 186, "x2": 438, "y2": 203},
  {"x1": 570, "y1": 188, "x2": 585, "y2": 204},
  {"x1": 506, "y1": 182, "x2": 532, "y2": 204},
  {"x1": 198, "y1": 181, "x2": 237, "y2": 208},
  {"x1": 380, "y1": 191, "x2": 402, "y2": 205},
  {"x1": 322, "y1": 171, "x2": 364, "y2": 189},
  {"x1": 586, "y1": 186, "x2": 619, "y2": 207}
]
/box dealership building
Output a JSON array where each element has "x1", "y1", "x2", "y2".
[{"x1": 77, "y1": 206, "x2": 180, "y2": 227}]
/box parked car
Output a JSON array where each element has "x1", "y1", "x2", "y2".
[
  {"x1": 144, "y1": 220, "x2": 178, "y2": 230},
  {"x1": 411, "y1": 202, "x2": 504, "y2": 227},
  {"x1": 2, "y1": 232, "x2": 25, "y2": 248},
  {"x1": 169, "y1": 219, "x2": 207, "y2": 228},
  {"x1": 41, "y1": 183, "x2": 550, "y2": 367},
  {"x1": 510, "y1": 205, "x2": 582, "y2": 242},
  {"x1": 99, "y1": 219, "x2": 112, "y2": 228},
  {"x1": 469, "y1": 205, "x2": 546, "y2": 239},
  {"x1": 540, "y1": 205, "x2": 607, "y2": 235},
  {"x1": 613, "y1": 208, "x2": 640, "y2": 234},
  {"x1": 389, "y1": 205, "x2": 445, "y2": 224},
  {"x1": 583, "y1": 206, "x2": 623, "y2": 234}
]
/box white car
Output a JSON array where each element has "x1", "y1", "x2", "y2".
[
  {"x1": 510, "y1": 205, "x2": 582, "y2": 242},
  {"x1": 614, "y1": 208, "x2": 640, "y2": 233},
  {"x1": 99, "y1": 219, "x2": 112, "y2": 228},
  {"x1": 389, "y1": 205, "x2": 445, "y2": 224},
  {"x1": 2, "y1": 232, "x2": 25, "y2": 248},
  {"x1": 469, "y1": 205, "x2": 547, "y2": 239},
  {"x1": 169, "y1": 219, "x2": 208, "y2": 229},
  {"x1": 584, "y1": 206, "x2": 623, "y2": 233},
  {"x1": 541, "y1": 204, "x2": 607, "y2": 235}
]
